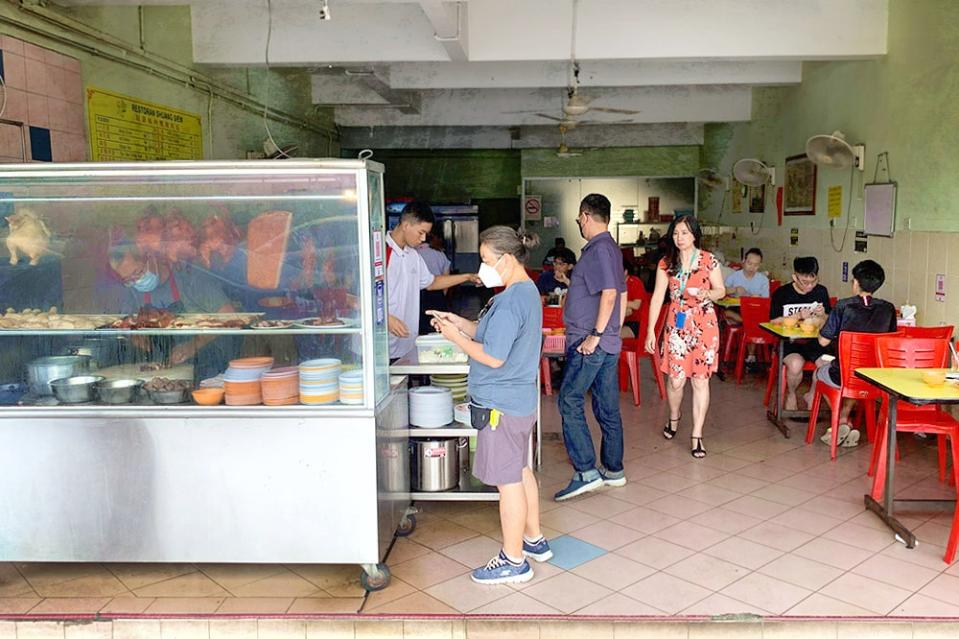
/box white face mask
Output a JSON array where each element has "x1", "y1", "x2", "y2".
[{"x1": 478, "y1": 254, "x2": 505, "y2": 288}]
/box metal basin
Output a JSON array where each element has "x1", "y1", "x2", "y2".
[
  {"x1": 96, "y1": 378, "x2": 142, "y2": 404},
  {"x1": 26, "y1": 356, "x2": 92, "y2": 396},
  {"x1": 49, "y1": 375, "x2": 105, "y2": 404}
]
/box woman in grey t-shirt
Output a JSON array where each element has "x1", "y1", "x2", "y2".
[{"x1": 428, "y1": 226, "x2": 549, "y2": 585}]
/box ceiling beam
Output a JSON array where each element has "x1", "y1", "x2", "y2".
[
  {"x1": 329, "y1": 86, "x2": 752, "y2": 127},
  {"x1": 418, "y1": 1, "x2": 468, "y2": 62},
  {"x1": 339, "y1": 123, "x2": 705, "y2": 150},
  {"x1": 385, "y1": 59, "x2": 802, "y2": 90}
]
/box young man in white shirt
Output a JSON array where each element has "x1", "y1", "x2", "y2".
[
  {"x1": 723, "y1": 248, "x2": 770, "y2": 367},
  {"x1": 386, "y1": 202, "x2": 478, "y2": 360}
]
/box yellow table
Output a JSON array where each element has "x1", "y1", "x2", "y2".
[
  {"x1": 760, "y1": 322, "x2": 821, "y2": 438},
  {"x1": 855, "y1": 367, "x2": 959, "y2": 549},
  {"x1": 715, "y1": 297, "x2": 741, "y2": 309}
]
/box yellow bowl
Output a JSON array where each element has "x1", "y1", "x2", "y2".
[
  {"x1": 800, "y1": 321, "x2": 817, "y2": 334},
  {"x1": 921, "y1": 370, "x2": 947, "y2": 387},
  {"x1": 782, "y1": 317, "x2": 798, "y2": 329}
]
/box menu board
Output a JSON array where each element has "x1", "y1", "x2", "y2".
[{"x1": 87, "y1": 87, "x2": 203, "y2": 161}]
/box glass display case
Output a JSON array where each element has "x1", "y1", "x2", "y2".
[{"x1": 0, "y1": 161, "x2": 406, "y2": 590}]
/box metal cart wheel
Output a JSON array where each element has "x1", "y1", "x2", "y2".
[
  {"x1": 360, "y1": 563, "x2": 391, "y2": 592},
  {"x1": 396, "y1": 514, "x2": 417, "y2": 537}
]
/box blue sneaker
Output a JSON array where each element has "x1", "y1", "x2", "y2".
[
  {"x1": 600, "y1": 468, "x2": 627, "y2": 487},
  {"x1": 522, "y1": 536, "x2": 553, "y2": 562},
  {"x1": 554, "y1": 471, "x2": 603, "y2": 502},
  {"x1": 471, "y1": 550, "x2": 534, "y2": 584}
]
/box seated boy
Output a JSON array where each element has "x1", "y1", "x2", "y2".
[
  {"x1": 537, "y1": 247, "x2": 576, "y2": 304},
  {"x1": 622, "y1": 257, "x2": 650, "y2": 338},
  {"x1": 814, "y1": 259, "x2": 897, "y2": 447},
  {"x1": 770, "y1": 256, "x2": 832, "y2": 411}
]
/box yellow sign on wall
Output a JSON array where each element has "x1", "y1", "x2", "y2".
[
  {"x1": 827, "y1": 185, "x2": 843, "y2": 219},
  {"x1": 87, "y1": 88, "x2": 203, "y2": 161}
]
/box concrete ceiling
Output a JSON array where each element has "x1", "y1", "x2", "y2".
[{"x1": 56, "y1": 0, "x2": 890, "y2": 148}]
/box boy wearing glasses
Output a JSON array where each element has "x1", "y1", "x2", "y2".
[{"x1": 769, "y1": 256, "x2": 832, "y2": 411}]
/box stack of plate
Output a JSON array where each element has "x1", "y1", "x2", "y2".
[
  {"x1": 409, "y1": 385, "x2": 454, "y2": 427},
  {"x1": 223, "y1": 357, "x2": 274, "y2": 406},
  {"x1": 299, "y1": 358, "x2": 341, "y2": 405},
  {"x1": 261, "y1": 367, "x2": 299, "y2": 406},
  {"x1": 430, "y1": 374, "x2": 468, "y2": 402},
  {"x1": 339, "y1": 370, "x2": 364, "y2": 405}
]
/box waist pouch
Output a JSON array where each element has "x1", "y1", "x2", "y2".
[
  {"x1": 470, "y1": 403, "x2": 492, "y2": 431},
  {"x1": 470, "y1": 403, "x2": 503, "y2": 431}
]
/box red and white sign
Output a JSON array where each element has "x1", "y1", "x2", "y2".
[
  {"x1": 936, "y1": 273, "x2": 946, "y2": 302},
  {"x1": 524, "y1": 195, "x2": 542, "y2": 221}
]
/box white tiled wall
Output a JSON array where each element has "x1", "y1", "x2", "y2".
[{"x1": 711, "y1": 227, "x2": 959, "y2": 329}]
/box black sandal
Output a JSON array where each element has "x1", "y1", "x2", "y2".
[
  {"x1": 691, "y1": 436, "x2": 707, "y2": 459},
  {"x1": 663, "y1": 414, "x2": 681, "y2": 440}
]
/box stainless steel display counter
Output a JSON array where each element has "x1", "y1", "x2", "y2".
[{"x1": 0, "y1": 385, "x2": 410, "y2": 591}]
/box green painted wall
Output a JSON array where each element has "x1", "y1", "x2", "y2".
[
  {"x1": 700, "y1": 0, "x2": 959, "y2": 233},
  {"x1": 345, "y1": 149, "x2": 521, "y2": 201},
  {"x1": 522, "y1": 146, "x2": 700, "y2": 178},
  {"x1": 1, "y1": 3, "x2": 336, "y2": 159},
  {"x1": 358, "y1": 145, "x2": 700, "y2": 205}
]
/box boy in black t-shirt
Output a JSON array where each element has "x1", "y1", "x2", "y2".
[
  {"x1": 769, "y1": 257, "x2": 832, "y2": 411},
  {"x1": 813, "y1": 260, "x2": 897, "y2": 447}
]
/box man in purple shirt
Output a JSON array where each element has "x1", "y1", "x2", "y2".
[{"x1": 555, "y1": 194, "x2": 629, "y2": 501}]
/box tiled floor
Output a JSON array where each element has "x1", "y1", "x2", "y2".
[{"x1": 1, "y1": 371, "x2": 958, "y2": 619}]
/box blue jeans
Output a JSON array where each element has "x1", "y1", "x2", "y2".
[{"x1": 558, "y1": 341, "x2": 624, "y2": 480}]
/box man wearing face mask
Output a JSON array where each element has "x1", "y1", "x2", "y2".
[
  {"x1": 386, "y1": 201, "x2": 479, "y2": 361},
  {"x1": 108, "y1": 241, "x2": 237, "y2": 379},
  {"x1": 554, "y1": 194, "x2": 628, "y2": 502}
]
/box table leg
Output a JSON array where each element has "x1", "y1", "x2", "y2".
[
  {"x1": 864, "y1": 395, "x2": 918, "y2": 548},
  {"x1": 766, "y1": 339, "x2": 790, "y2": 438}
]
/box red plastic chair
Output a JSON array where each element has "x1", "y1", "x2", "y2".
[
  {"x1": 868, "y1": 337, "x2": 956, "y2": 486},
  {"x1": 903, "y1": 325, "x2": 954, "y2": 339},
  {"x1": 540, "y1": 306, "x2": 565, "y2": 396},
  {"x1": 762, "y1": 349, "x2": 816, "y2": 407},
  {"x1": 829, "y1": 296, "x2": 838, "y2": 308},
  {"x1": 526, "y1": 268, "x2": 542, "y2": 283},
  {"x1": 618, "y1": 303, "x2": 668, "y2": 405},
  {"x1": 805, "y1": 331, "x2": 896, "y2": 460},
  {"x1": 769, "y1": 279, "x2": 782, "y2": 293},
  {"x1": 734, "y1": 297, "x2": 777, "y2": 384}
]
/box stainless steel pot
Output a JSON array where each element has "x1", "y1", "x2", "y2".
[
  {"x1": 64, "y1": 336, "x2": 125, "y2": 369},
  {"x1": 411, "y1": 438, "x2": 465, "y2": 492},
  {"x1": 50, "y1": 375, "x2": 104, "y2": 404},
  {"x1": 26, "y1": 355, "x2": 92, "y2": 396}
]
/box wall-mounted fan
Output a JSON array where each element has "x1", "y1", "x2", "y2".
[
  {"x1": 732, "y1": 159, "x2": 776, "y2": 187},
  {"x1": 697, "y1": 168, "x2": 728, "y2": 190},
  {"x1": 805, "y1": 130, "x2": 864, "y2": 171}
]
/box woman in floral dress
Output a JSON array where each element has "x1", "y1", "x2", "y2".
[{"x1": 644, "y1": 215, "x2": 726, "y2": 458}]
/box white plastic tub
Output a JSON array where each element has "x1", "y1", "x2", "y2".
[{"x1": 415, "y1": 333, "x2": 468, "y2": 364}]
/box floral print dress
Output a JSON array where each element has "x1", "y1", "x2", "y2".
[{"x1": 659, "y1": 250, "x2": 720, "y2": 380}]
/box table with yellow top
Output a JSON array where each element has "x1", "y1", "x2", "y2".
[
  {"x1": 855, "y1": 367, "x2": 959, "y2": 549},
  {"x1": 760, "y1": 321, "x2": 821, "y2": 438},
  {"x1": 715, "y1": 297, "x2": 741, "y2": 309}
]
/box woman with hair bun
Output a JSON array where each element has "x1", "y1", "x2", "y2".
[{"x1": 427, "y1": 225, "x2": 549, "y2": 585}]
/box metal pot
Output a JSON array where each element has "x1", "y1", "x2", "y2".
[
  {"x1": 50, "y1": 375, "x2": 104, "y2": 404},
  {"x1": 26, "y1": 355, "x2": 92, "y2": 396},
  {"x1": 410, "y1": 438, "x2": 465, "y2": 492},
  {"x1": 64, "y1": 337, "x2": 124, "y2": 369}
]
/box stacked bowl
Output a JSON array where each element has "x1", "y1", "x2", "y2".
[
  {"x1": 261, "y1": 367, "x2": 300, "y2": 405},
  {"x1": 430, "y1": 373, "x2": 468, "y2": 402},
  {"x1": 299, "y1": 358, "x2": 341, "y2": 405},
  {"x1": 223, "y1": 357, "x2": 274, "y2": 406},
  {"x1": 338, "y1": 370, "x2": 364, "y2": 405},
  {"x1": 409, "y1": 386, "x2": 454, "y2": 427}
]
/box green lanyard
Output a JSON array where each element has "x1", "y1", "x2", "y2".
[{"x1": 677, "y1": 249, "x2": 699, "y2": 307}]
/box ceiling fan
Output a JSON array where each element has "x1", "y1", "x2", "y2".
[
  {"x1": 556, "y1": 124, "x2": 582, "y2": 158},
  {"x1": 509, "y1": 64, "x2": 642, "y2": 126}
]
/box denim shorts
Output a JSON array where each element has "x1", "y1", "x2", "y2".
[{"x1": 473, "y1": 412, "x2": 535, "y2": 486}]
